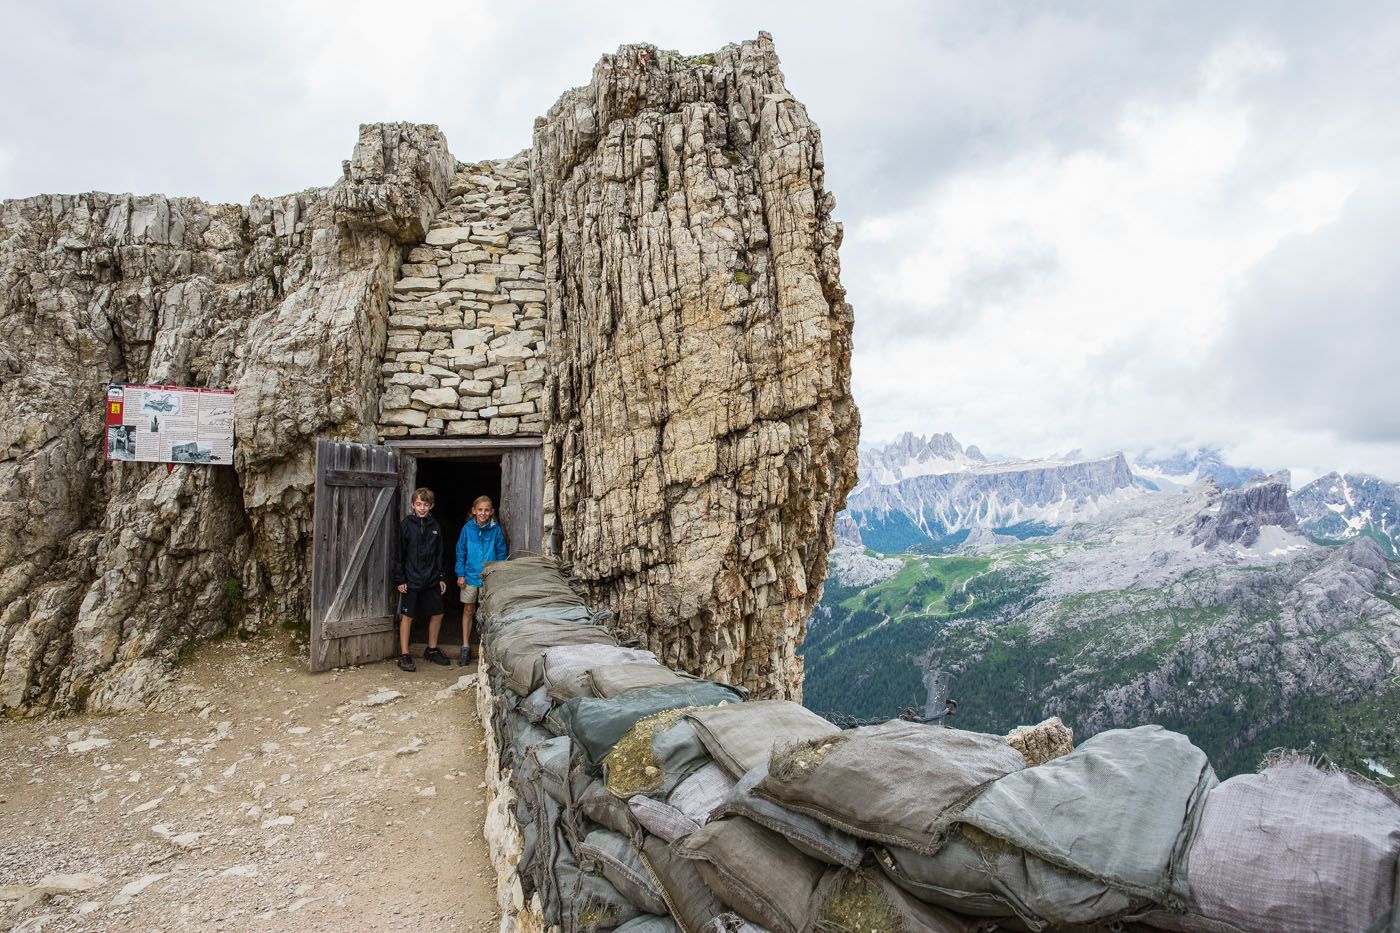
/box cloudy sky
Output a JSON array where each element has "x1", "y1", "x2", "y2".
[{"x1": 3, "y1": 1, "x2": 1396, "y2": 482}]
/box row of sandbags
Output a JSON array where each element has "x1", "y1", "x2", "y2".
[{"x1": 478, "y1": 557, "x2": 1400, "y2": 933}]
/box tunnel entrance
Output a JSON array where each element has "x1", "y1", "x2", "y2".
[
  {"x1": 408, "y1": 457, "x2": 503, "y2": 649},
  {"x1": 309, "y1": 437, "x2": 544, "y2": 671}
]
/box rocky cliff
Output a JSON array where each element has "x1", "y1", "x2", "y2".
[
  {"x1": 0, "y1": 125, "x2": 453, "y2": 710},
  {"x1": 845, "y1": 447, "x2": 1136, "y2": 553},
  {"x1": 1186, "y1": 472, "x2": 1299, "y2": 549},
  {"x1": 0, "y1": 36, "x2": 857, "y2": 712},
  {"x1": 1293, "y1": 470, "x2": 1400, "y2": 558},
  {"x1": 857, "y1": 431, "x2": 985, "y2": 486},
  {"x1": 534, "y1": 34, "x2": 859, "y2": 699}
]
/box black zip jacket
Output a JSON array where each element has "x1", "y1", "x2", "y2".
[{"x1": 393, "y1": 513, "x2": 443, "y2": 588}]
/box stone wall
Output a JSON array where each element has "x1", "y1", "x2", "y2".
[
  {"x1": 0, "y1": 124, "x2": 452, "y2": 710},
  {"x1": 377, "y1": 154, "x2": 547, "y2": 439},
  {"x1": 533, "y1": 34, "x2": 860, "y2": 699}
]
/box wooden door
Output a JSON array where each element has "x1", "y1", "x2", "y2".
[
  {"x1": 500, "y1": 446, "x2": 544, "y2": 556},
  {"x1": 310, "y1": 439, "x2": 401, "y2": 671}
]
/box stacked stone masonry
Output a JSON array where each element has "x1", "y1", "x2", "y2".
[{"x1": 378, "y1": 154, "x2": 547, "y2": 439}]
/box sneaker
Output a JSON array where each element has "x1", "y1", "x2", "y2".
[
  {"x1": 397, "y1": 653, "x2": 416, "y2": 672},
  {"x1": 423, "y1": 646, "x2": 450, "y2": 666},
  {"x1": 457, "y1": 645, "x2": 474, "y2": 666}
]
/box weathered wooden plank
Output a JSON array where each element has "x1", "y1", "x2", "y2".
[
  {"x1": 528, "y1": 445, "x2": 544, "y2": 553},
  {"x1": 372, "y1": 445, "x2": 396, "y2": 621},
  {"x1": 386, "y1": 436, "x2": 542, "y2": 453},
  {"x1": 323, "y1": 614, "x2": 396, "y2": 640},
  {"x1": 325, "y1": 468, "x2": 400, "y2": 487},
  {"x1": 321, "y1": 485, "x2": 394, "y2": 632}
]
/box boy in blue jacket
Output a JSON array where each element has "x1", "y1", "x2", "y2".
[{"x1": 455, "y1": 495, "x2": 507, "y2": 664}]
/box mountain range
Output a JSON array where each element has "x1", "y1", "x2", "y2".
[
  {"x1": 841, "y1": 433, "x2": 1400, "y2": 557},
  {"x1": 811, "y1": 433, "x2": 1400, "y2": 780}
]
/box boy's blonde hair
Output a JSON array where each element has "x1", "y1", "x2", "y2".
[
  {"x1": 411, "y1": 487, "x2": 435, "y2": 505},
  {"x1": 471, "y1": 495, "x2": 494, "y2": 510}
]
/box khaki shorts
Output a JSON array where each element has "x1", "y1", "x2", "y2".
[{"x1": 460, "y1": 583, "x2": 481, "y2": 605}]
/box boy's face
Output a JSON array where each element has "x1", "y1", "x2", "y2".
[
  {"x1": 412, "y1": 496, "x2": 433, "y2": 518},
  {"x1": 472, "y1": 501, "x2": 494, "y2": 525}
]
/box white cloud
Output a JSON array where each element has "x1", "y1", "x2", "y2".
[
  {"x1": 848, "y1": 28, "x2": 1395, "y2": 476},
  {"x1": 2, "y1": 1, "x2": 1397, "y2": 477}
]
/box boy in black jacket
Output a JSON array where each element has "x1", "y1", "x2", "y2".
[{"x1": 393, "y1": 487, "x2": 450, "y2": 671}]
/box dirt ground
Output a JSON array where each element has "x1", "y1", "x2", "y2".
[{"x1": 0, "y1": 634, "x2": 499, "y2": 932}]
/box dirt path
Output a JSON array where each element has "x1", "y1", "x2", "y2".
[{"x1": 0, "y1": 635, "x2": 498, "y2": 932}]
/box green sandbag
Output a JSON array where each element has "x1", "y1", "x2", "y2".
[{"x1": 549, "y1": 682, "x2": 745, "y2": 769}]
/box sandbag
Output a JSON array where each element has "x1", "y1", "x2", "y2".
[
  {"x1": 641, "y1": 834, "x2": 730, "y2": 933},
  {"x1": 508, "y1": 715, "x2": 555, "y2": 769},
  {"x1": 700, "y1": 916, "x2": 770, "y2": 933},
  {"x1": 676, "y1": 816, "x2": 835, "y2": 933},
  {"x1": 615, "y1": 916, "x2": 680, "y2": 933},
  {"x1": 579, "y1": 829, "x2": 672, "y2": 916},
  {"x1": 757, "y1": 721, "x2": 1025, "y2": 854},
  {"x1": 1185, "y1": 757, "x2": 1400, "y2": 933},
  {"x1": 876, "y1": 832, "x2": 1138, "y2": 929},
  {"x1": 590, "y1": 663, "x2": 704, "y2": 698},
  {"x1": 545, "y1": 644, "x2": 662, "y2": 701},
  {"x1": 526, "y1": 735, "x2": 586, "y2": 808},
  {"x1": 713, "y1": 764, "x2": 864, "y2": 870},
  {"x1": 605, "y1": 709, "x2": 712, "y2": 798},
  {"x1": 481, "y1": 575, "x2": 585, "y2": 617},
  {"x1": 958, "y1": 725, "x2": 1215, "y2": 906},
  {"x1": 550, "y1": 682, "x2": 746, "y2": 769},
  {"x1": 556, "y1": 843, "x2": 644, "y2": 933},
  {"x1": 492, "y1": 604, "x2": 597, "y2": 628},
  {"x1": 685, "y1": 700, "x2": 839, "y2": 779},
  {"x1": 812, "y1": 869, "x2": 971, "y2": 933},
  {"x1": 518, "y1": 684, "x2": 556, "y2": 724},
  {"x1": 669, "y1": 762, "x2": 735, "y2": 826},
  {"x1": 630, "y1": 794, "x2": 701, "y2": 842},
  {"x1": 579, "y1": 778, "x2": 639, "y2": 837},
  {"x1": 490, "y1": 619, "x2": 620, "y2": 697}
]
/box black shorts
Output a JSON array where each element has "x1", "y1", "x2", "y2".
[{"x1": 397, "y1": 584, "x2": 444, "y2": 618}]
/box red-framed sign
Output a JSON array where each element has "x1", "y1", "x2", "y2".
[{"x1": 104, "y1": 383, "x2": 235, "y2": 465}]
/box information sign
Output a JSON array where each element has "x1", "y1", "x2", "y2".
[{"x1": 104, "y1": 383, "x2": 235, "y2": 465}]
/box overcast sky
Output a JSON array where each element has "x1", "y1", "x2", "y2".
[{"x1": 3, "y1": 1, "x2": 1396, "y2": 483}]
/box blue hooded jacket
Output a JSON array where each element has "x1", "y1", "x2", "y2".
[{"x1": 455, "y1": 518, "x2": 507, "y2": 585}]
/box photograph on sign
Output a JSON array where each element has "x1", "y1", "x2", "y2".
[{"x1": 104, "y1": 383, "x2": 235, "y2": 465}]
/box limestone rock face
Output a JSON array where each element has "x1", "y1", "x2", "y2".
[
  {"x1": 1188, "y1": 472, "x2": 1299, "y2": 549},
  {"x1": 533, "y1": 35, "x2": 859, "y2": 698},
  {"x1": 0, "y1": 124, "x2": 451, "y2": 710}
]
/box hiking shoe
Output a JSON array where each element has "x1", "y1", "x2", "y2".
[
  {"x1": 457, "y1": 645, "x2": 474, "y2": 666},
  {"x1": 397, "y1": 653, "x2": 416, "y2": 672},
  {"x1": 423, "y1": 646, "x2": 450, "y2": 666}
]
